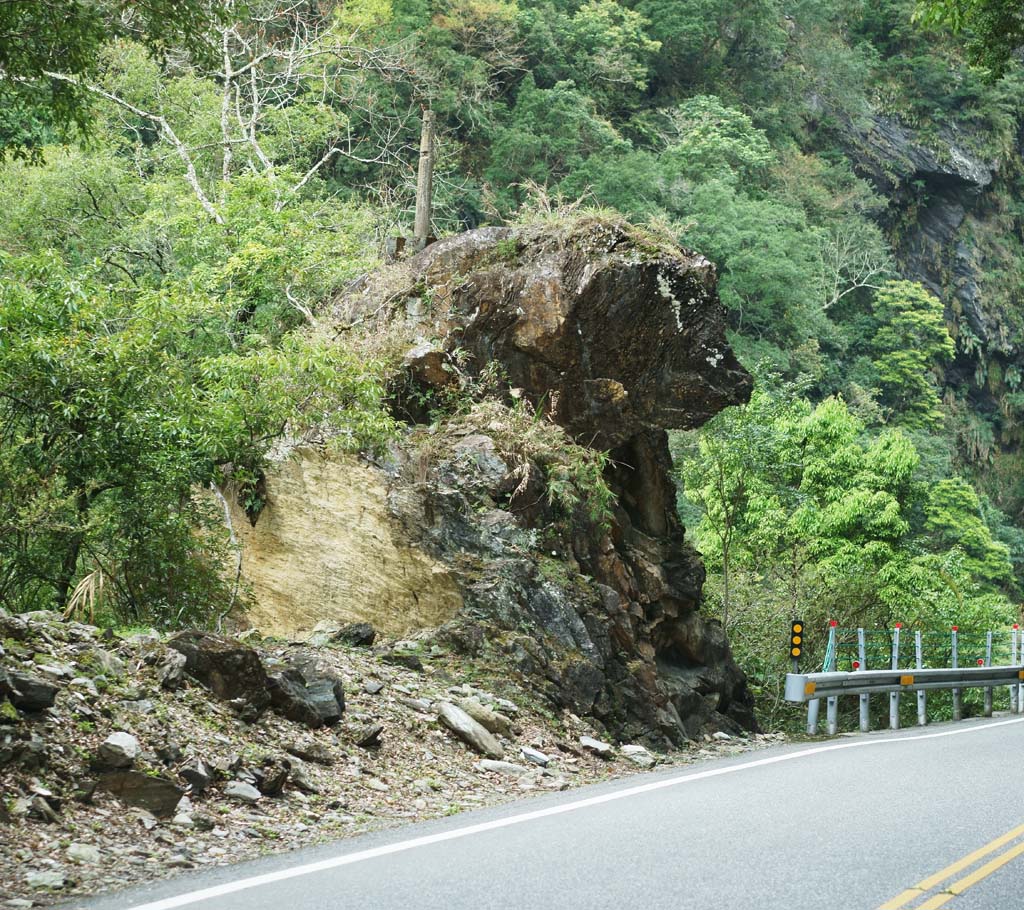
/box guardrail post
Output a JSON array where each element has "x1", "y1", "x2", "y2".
[
  {"x1": 858, "y1": 628, "x2": 869, "y2": 732},
  {"x1": 952, "y1": 626, "x2": 961, "y2": 721},
  {"x1": 1012, "y1": 625, "x2": 1020, "y2": 714},
  {"x1": 826, "y1": 622, "x2": 838, "y2": 735},
  {"x1": 889, "y1": 623, "x2": 901, "y2": 730},
  {"x1": 984, "y1": 631, "x2": 993, "y2": 717},
  {"x1": 915, "y1": 630, "x2": 926, "y2": 726},
  {"x1": 807, "y1": 689, "x2": 819, "y2": 735},
  {"x1": 1011, "y1": 622, "x2": 1019, "y2": 712}
]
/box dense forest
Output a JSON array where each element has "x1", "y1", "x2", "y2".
[{"x1": 2, "y1": 0, "x2": 1023, "y2": 725}]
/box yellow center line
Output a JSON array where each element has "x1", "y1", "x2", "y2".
[
  {"x1": 916, "y1": 839, "x2": 1024, "y2": 909},
  {"x1": 876, "y1": 821, "x2": 1024, "y2": 910}
]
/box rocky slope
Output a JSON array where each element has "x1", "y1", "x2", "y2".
[
  {"x1": 235, "y1": 217, "x2": 756, "y2": 746},
  {"x1": 0, "y1": 608, "x2": 780, "y2": 906}
]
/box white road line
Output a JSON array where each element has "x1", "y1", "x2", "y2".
[{"x1": 117, "y1": 717, "x2": 1024, "y2": 910}]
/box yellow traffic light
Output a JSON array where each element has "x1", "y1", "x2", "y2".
[{"x1": 790, "y1": 620, "x2": 804, "y2": 659}]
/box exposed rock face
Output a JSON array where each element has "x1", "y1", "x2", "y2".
[
  {"x1": 852, "y1": 117, "x2": 998, "y2": 338},
  {"x1": 851, "y1": 115, "x2": 993, "y2": 194},
  {"x1": 220, "y1": 452, "x2": 463, "y2": 638},
  {"x1": 238, "y1": 218, "x2": 756, "y2": 743},
  {"x1": 374, "y1": 219, "x2": 753, "y2": 741}
]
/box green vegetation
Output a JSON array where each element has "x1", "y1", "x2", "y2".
[
  {"x1": 916, "y1": 0, "x2": 1024, "y2": 77},
  {"x1": 674, "y1": 376, "x2": 1016, "y2": 725},
  {"x1": 1, "y1": 0, "x2": 1022, "y2": 731},
  {"x1": 0, "y1": 0, "x2": 223, "y2": 158}
]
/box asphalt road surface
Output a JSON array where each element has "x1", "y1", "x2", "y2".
[{"x1": 69, "y1": 716, "x2": 1024, "y2": 910}]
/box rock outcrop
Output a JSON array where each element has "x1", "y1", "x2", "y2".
[{"x1": 237, "y1": 218, "x2": 756, "y2": 743}]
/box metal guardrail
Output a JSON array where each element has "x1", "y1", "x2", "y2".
[
  {"x1": 785, "y1": 665, "x2": 1024, "y2": 734},
  {"x1": 785, "y1": 666, "x2": 1024, "y2": 701}
]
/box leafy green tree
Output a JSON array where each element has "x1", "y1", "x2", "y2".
[
  {"x1": 869, "y1": 280, "x2": 955, "y2": 429},
  {"x1": 678, "y1": 381, "x2": 809, "y2": 627},
  {"x1": 518, "y1": 0, "x2": 660, "y2": 114},
  {"x1": 916, "y1": 0, "x2": 1024, "y2": 77},
  {"x1": 0, "y1": 252, "x2": 395, "y2": 622},
  {"x1": 485, "y1": 74, "x2": 625, "y2": 211},
  {"x1": 678, "y1": 382, "x2": 1016, "y2": 727},
  {"x1": 634, "y1": 0, "x2": 787, "y2": 94},
  {"x1": 921, "y1": 479, "x2": 1013, "y2": 586},
  {"x1": 661, "y1": 95, "x2": 775, "y2": 183},
  {"x1": 0, "y1": 0, "x2": 224, "y2": 156}
]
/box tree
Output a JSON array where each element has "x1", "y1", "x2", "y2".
[
  {"x1": 518, "y1": 0, "x2": 660, "y2": 115},
  {"x1": 677, "y1": 383, "x2": 1016, "y2": 727},
  {"x1": 40, "y1": 1, "x2": 420, "y2": 224},
  {"x1": 660, "y1": 95, "x2": 775, "y2": 184},
  {"x1": 921, "y1": 479, "x2": 1013, "y2": 586},
  {"x1": 485, "y1": 74, "x2": 624, "y2": 212},
  {"x1": 0, "y1": 251, "x2": 395, "y2": 621},
  {"x1": 916, "y1": 0, "x2": 1024, "y2": 77},
  {"x1": 678, "y1": 382, "x2": 809, "y2": 628},
  {"x1": 0, "y1": 0, "x2": 224, "y2": 156},
  {"x1": 869, "y1": 280, "x2": 955, "y2": 429}
]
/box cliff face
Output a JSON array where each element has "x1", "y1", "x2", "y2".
[
  {"x1": 846, "y1": 115, "x2": 1024, "y2": 449},
  {"x1": 239, "y1": 218, "x2": 755, "y2": 745}
]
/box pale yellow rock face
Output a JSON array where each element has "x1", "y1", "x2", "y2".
[{"x1": 226, "y1": 450, "x2": 462, "y2": 638}]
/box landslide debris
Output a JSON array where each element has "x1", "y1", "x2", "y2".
[{"x1": 0, "y1": 608, "x2": 782, "y2": 906}]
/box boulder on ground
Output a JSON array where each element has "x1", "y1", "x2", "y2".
[
  {"x1": 286, "y1": 737, "x2": 335, "y2": 765},
  {"x1": 455, "y1": 697, "x2": 513, "y2": 738},
  {"x1": 621, "y1": 744, "x2": 655, "y2": 768},
  {"x1": 180, "y1": 758, "x2": 213, "y2": 794},
  {"x1": 224, "y1": 781, "x2": 261, "y2": 804},
  {"x1": 97, "y1": 732, "x2": 140, "y2": 769},
  {"x1": 268, "y1": 666, "x2": 345, "y2": 728},
  {"x1": 437, "y1": 701, "x2": 503, "y2": 760},
  {"x1": 96, "y1": 770, "x2": 184, "y2": 817},
  {"x1": 253, "y1": 757, "x2": 290, "y2": 796},
  {"x1": 158, "y1": 649, "x2": 188, "y2": 690},
  {"x1": 475, "y1": 759, "x2": 528, "y2": 776},
  {"x1": 353, "y1": 722, "x2": 384, "y2": 749},
  {"x1": 580, "y1": 735, "x2": 613, "y2": 758},
  {"x1": 520, "y1": 746, "x2": 551, "y2": 767},
  {"x1": 1, "y1": 671, "x2": 59, "y2": 712},
  {"x1": 333, "y1": 622, "x2": 377, "y2": 647},
  {"x1": 168, "y1": 631, "x2": 271, "y2": 716}
]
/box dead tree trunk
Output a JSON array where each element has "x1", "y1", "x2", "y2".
[{"x1": 413, "y1": 109, "x2": 435, "y2": 250}]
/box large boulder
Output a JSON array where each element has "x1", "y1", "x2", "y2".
[
  {"x1": 340, "y1": 219, "x2": 750, "y2": 449},
  {"x1": 332, "y1": 218, "x2": 757, "y2": 744},
  {"x1": 96, "y1": 770, "x2": 184, "y2": 817},
  {"x1": 437, "y1": 702, "x2": 504, "y2": 760},
  {"x1": 97, "y1": 732, "x2": 140, "y2": 769},
  {"x1": 167, "y1": 631, "x2": 271, "y2": 717}
]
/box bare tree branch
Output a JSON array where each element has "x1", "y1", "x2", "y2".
[{"x1": 44, "y1": 70, "x2": 225, "y2": 224}]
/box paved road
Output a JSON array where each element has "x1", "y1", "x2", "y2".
[{"x1": 70, "y1": 716, "x2": 1024, "y2": 910}]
